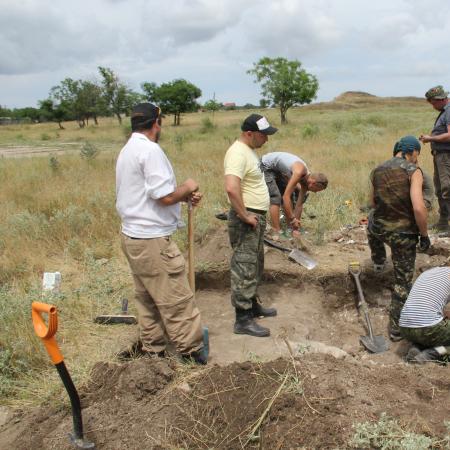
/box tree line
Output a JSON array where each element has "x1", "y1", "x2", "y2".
[{"x1": 0, "y1": 58, "x2": 319, "y2": 127}]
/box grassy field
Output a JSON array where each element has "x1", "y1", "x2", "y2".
[{"x1": 0, "y1": 97, "x2": 439, "y2": 405}]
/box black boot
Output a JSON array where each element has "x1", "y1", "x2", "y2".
[
  {"x1": 252, "y1": 297, "x2": 277, "y2": 318},
  {"x1": 181, "y1": 348, "x2": 208, "y2": 365},
  {"x1": 234, "y1": 309, "x2": 270, "y2": 337}
]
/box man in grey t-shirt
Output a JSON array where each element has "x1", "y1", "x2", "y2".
[
  {"x1": 260, "y1": 152, "x2": 328, "y2": 239},
  {"x1": 420, "y1": 85, "x2": 450, "y2": 232}
]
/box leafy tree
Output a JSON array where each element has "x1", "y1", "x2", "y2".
[
  {"x1": 98, "y1": 66, "x2": 135, "y2": 124},
  {"x1": 144, "y1": 79, "x2": 201, "y2": 126},
  {"x1": 248, "y1": 57, "x2": 319, "y2": 124},
  {"x1": 78, "y1": 80, "x2": 107, "y2": 125},
  {"x1": 203, "y1": 98, "x2": 222, "y2": 112},
  {"x1": 50, "y1": 78, "x2": 86, "y2": 127},
  {"x1": 141, "y1": 82, "x2": 158, "y2": 101},
  {"x1": 0, "y1": 105, "x2": 12, "y2": 117},
  {"x1": 39, "y1": 98, "x2": 69, "y2": 129}
]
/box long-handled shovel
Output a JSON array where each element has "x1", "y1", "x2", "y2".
[
  {"x1": 263, "y1": 238, "x2": 317, "y2": 270},
  {"x1": 32, "y1": 302, "x2": 95, "y2": 449},
  {"x1": 348, "y1": 262, "x2": 389, "y2": 353},
  {"x1": 188, "y1": 199, "x2": 195, "y2": 292},
  {"x1": 187, "y1": 200, "x2": 209, "y2": 360}
]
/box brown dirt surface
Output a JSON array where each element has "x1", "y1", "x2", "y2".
[{"x1": 2, "y1": 224, "x2": 450, "y2": 449}]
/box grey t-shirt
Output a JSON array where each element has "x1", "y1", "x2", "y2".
[
  {"x1": 261, "y1": 152, "x2": 310, "y2": 178},
  {"x1": 431, "y1": 103, "x2": 450, "y2": 153}
]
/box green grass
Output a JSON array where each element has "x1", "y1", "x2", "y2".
[{"x1": 0, "y1": 103, "x2": 439, "y2": 405}]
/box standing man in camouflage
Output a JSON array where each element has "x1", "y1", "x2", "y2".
[
  {"x1": 367, "y1": 136, "x2": 430, "y2": 341},
  {"x1": 224, "y1": 114, "x2": 278, "y2": 337},
  {"x1": 420, "y1": 86, "x2": 450, "y2": 232}
]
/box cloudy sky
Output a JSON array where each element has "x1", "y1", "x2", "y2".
[{"x1": 1, "y1": 0, "x2": 449, "y2": 108}]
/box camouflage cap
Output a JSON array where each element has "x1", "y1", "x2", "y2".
[{"x1": 425, "y1": 85, "x2": 448, "y2": 100}]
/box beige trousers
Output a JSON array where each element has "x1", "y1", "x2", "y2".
[{"x1": 121, "y1": 234, "x2": 203, "y2": 354}]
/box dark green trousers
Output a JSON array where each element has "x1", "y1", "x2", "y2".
[
  {"x1": 367, "y1": 225, "x2": 418, "y2": 325},
  {"x1": 401, "y1": 320, "x2": 450, "y2": 352},
  {"x1": 228, "y1": 209, "x2": 266, "y2": 310}
]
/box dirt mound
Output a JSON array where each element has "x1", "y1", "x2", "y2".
[
  {"x1": 2, "y1": 226, "x2": 450, "y2": 449},
  {"x1": 3, "y1": 355, "x2": 450, "y2": 449},
  {"x1": 335, "y1": 91, "x2": 377, "y2": 102}
]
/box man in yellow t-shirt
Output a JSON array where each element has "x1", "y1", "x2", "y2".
[{"x1": 224, "y1": 114, "x2": 278, "y2": 337}]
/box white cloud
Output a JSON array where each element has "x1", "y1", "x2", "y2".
[{"x1": 1, "y1": 0, "x2": 449, "y2": 107}]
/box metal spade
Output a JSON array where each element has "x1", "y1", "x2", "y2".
[
  {"x1": 348, "y1": 262, "x2": 389, "y2": 353},
  {"x1": 263, "y1": 238, "x2": 317, "y2": 270}
]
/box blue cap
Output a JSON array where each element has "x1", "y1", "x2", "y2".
[
  {"x1": 398, "y1": 135, "x2": 421, "y2": 154},
  {"x1": 392, "y1": 141, "x2": 400, "y2": 156}
]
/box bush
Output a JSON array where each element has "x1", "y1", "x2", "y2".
[
  {"x1": 40, "y1": 133, "x2": 51, "y2": 141},
  {"x1": 302, "y1": 123, "x2": 319, "y2": 138},
  {"x1": 200, "y1": 117, "x2": 216, "y2": 134},
  {"x1": 80, "y1": 141, "x2": 99, "y2": 160},
  {"x1": 349, "y1": 413, "x2": 449, "y2": 449}
]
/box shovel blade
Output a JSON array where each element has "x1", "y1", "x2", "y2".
[
  {"x1": 288, "y1": 249, "x2": 317, "y2": 270},
  {"x1": 94, "y1": 315, "x2": 137, "y2": 325},
  {"x1": 359, "y1": 335, "x2": 390, "y2": 353}
]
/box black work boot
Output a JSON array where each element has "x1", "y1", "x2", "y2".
[
  {"x1": 252, "y1": 297, "x2": 277, "y2": 318},
  {"x1": 234, "y1": 309, "x2": 270, "y2": 337},
  {"x1": 182, "y1": 347, "x2": 208, "y2": 365}
]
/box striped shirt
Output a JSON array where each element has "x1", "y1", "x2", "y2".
[{"x1": 399, "y1": 267, "x2": 450, "y2": 328}]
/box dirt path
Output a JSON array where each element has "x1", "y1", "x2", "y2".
[{"x1": 0, "y1": 144, "x2": 80, "y2": 158}]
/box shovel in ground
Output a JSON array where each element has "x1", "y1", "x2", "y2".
[
  {"x1": 32, "y1": 302, "x2": 95, "y2": 449},
  {"x1": 263, "y1": 238, "x2": 317, "y2": 270},
  {"x1": 348, "y1": 262, "x2": 389, "y2": 353},
  {"x1": 94, "y1": 298, "x2": 137, "y2": 325}
]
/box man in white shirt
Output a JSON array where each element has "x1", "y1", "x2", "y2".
[{"x1": 116, "y1": 103, "x2": 206, "y2": 364}]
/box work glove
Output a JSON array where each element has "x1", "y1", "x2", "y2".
[{"x1": 418, "y1": 235, "x2": 431, "y2": 252}]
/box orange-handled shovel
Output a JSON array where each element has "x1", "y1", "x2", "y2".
[{"x1": 32, "y1": 302, "x2": 95, "y2": 449}]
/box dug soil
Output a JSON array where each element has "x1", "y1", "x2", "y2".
[{"x1": 2, "y1": 225, "x2": 450, "y2": 449}]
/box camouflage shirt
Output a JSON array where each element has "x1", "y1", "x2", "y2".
[{"x1": 370, "y1": 157, "x2": 420, "y2": 233}]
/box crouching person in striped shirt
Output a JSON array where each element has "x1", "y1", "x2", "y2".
[{"x1": 399, "y1": 267, "x2": 450, "y2": 364}]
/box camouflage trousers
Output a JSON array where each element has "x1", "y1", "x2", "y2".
[
  {"x1": 400, "y1": 320, "x2": 450, "y2": 352},
  {"x1": 367, "y1": 224, "x2": 418, "y2": 325},
  {"x1": 228, "y1": 208, "x2": 266, "y2": 310}
]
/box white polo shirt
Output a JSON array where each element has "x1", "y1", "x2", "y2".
[{"x1": 116, "y1": 133, "x2": 182, "y2": 238}]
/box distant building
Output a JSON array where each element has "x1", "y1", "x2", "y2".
[{"x1": 223, "y1": 102, "x2": 236, "y2": 110}]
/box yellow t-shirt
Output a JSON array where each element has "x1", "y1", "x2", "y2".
[{"x1": 224, "y1": 140, "x2": 269, "y2": 211}]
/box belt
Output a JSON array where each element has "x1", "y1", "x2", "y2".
[
  {"x1": 123, "y1": 234, "x2": 170, "y2": 241},
  {"x1": 247, "y1": 208, "x2": 267, "y2": 215}
]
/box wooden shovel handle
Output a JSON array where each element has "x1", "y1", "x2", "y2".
[{"x1": 188, "y1": 200, "x2": 195, "y2": 292}]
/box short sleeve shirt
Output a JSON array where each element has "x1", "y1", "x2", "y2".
[
  {"x1": 431, "y1": 104, "x2": 450, "y2": 153},
  {"x1": 261, "y1": 152, "x2": 310, "y2": 179},
  {"x1": 224, "y1": 140, "x2": 270, "y2": 211},
  {"x1": 399, "y1": 267, "x2": 450, "y2": 328},
  {"x1": 116, "y1": 133, "x2": 182, "y2": 238}
]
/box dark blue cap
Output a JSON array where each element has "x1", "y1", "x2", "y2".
[{"x1": 398, "y1": 135, "x2": 421, "y2": 154}]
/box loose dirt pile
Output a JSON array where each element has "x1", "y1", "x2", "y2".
[
  {"x1": 2, "y1": 225, "x2": 450, "y2": 449},
  {"x1": 3, "y1": 356, "x2": 450, "y2": 449}
]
